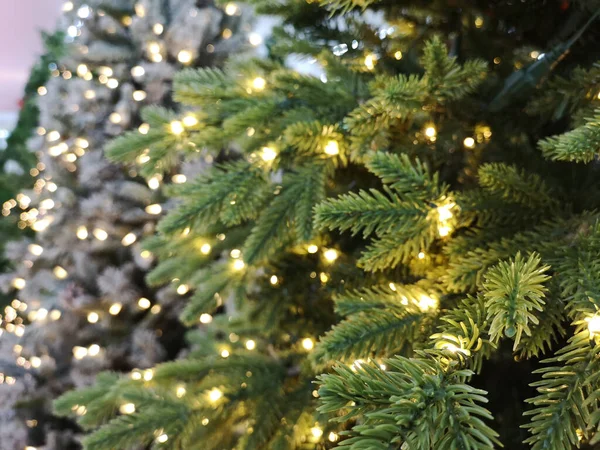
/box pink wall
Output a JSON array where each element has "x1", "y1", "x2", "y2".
[{"x1": 0, "y1": 0, "x2": 65, "y2": 112}]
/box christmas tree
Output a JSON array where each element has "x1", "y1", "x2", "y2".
[
  {"x1": 49, "y1": 0, "x2": 600, "y2": 449},
  {"x1": 0, "y1": 0, "x2": 247, "y2": 448}
]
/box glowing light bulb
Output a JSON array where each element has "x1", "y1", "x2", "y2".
[
  {"x1": 133, "y1": 90, "x2": 147, "y2": 101},
  {"x1": 28, "y1": 244, "x2": 43, "y2": 256},
  {"x1": 270, "y1": 275, "x2": 278, "y2": 285},
  {"x1": 225, "y1": 2, "x2": 238, "y2": 15},
  {"x1": 135, "y1": 3, "x2": 145, "y2": 16},
  {"x1": 177, "y1": 284, "x2": 190, "y2": 295},
  {"x1": 109, "y1": 113, "x2": 122, "y2": 124},
  {"x1": 208, "y1": 387, "x2": 223, "y2": 402},
  {"x1": 176, "y1": 386, "x2": 186, "y2": 398},
  {"x1": 221, "y1": 349, "x2": 230, "y2": 358},
  {"x1": 53, "y1": 266, "x2": 68, "y2": 279},
  {"x1": 463, "y1": 137, "x2": 475, "y2": 148},
  {"x1": 87, "y1": 312, "x2": 99, "y2": 323},
  {"x1": 153, "y1": 23, "x2": 164, "y2": 35},
  {"x1": 63, "y1": 1, "x2": 74, "y2": 11},
  {"x1": 131, "y1": 66, "x2": 145, "y2": 77},
  {"x1": 260, "y1": 146, "x2": 277, "y2": 162},
  {"x1": 73, "y1": 346, "x2": 88, "y2": 359},
  {"x1": 77, "y1": 226, "x2": 88, "y2": 240},
  {"x1": 252, "y1": 77, "x2": 266, "y2": 91},
  {"x1": 438, "y1": 225, "x2": 451, "y2": 237},
  {"x1": 394, "y1": 50, "x2": 403, "y2": 60},
  {"x1": 84, "y1": 89, "x2": 96, "y2": 99},
  {"x1": 109, "y1": 303, "x2": 122, "y2": 315},
  {"x1": 93, "y1": 228, "x2": 108, "y2": 241},
  {"x1": 172, "y1": 174, "x2": 187, "y2": 184},
  {"x1": 145, "y1": 204, "x2": 162, "y2": 215},
  {"x1": 38, "y1": 86, "x2": 47, "y2": 96},
  {"x1": 182, "y1": 115, "x2": 198, "y2": 127},
  {"x1": 437, "y1": 203, "x2": 454, "y2": 221},
  {"x1": 417, "y1": 295, "x2": 438, "y2": 312},
  {"x1": 311, "y1": 425, "x2": 323, "y2": 439},
  {"x1": 170, "y1": 121, "x2": 184, "y2": 135},
  {"x1": 324, "y1": 140, "x2": 340, "y2": 155},
  {"x1": 122, "y1": 233, "x2": 137, "y2": 246},
  {"x1": 389, "y1": 282, "x2": 397, "y2": 291},
  {"x1": 12, "y1": 278, "x2": 26, "y2": 290},
  {"x1": 138, "y1": 298, "x2": 151, "y2": 309},
  {"x1": 200, "y1": 313, "x2": 213, "y2": 324},
  {"x1": 230, "y1": 249, "x2": 241, "y2": 259},
  {"x1": 588, "y1": 315, "x2": 600, "y2": 337},
  {"x1": 425, "y1": 125, "x2": 437, "y2": 138},
  {"x1": 77, "y1": 5, "x2": 91, "y2": 18},
  {"x1": 30, "y1": 356, "x2": 42, "y2": 368},
  {"x1": 106, "y1": 79, "x2": 119, "y2": 89},
  {"x1": 47, "y1": 130, "x2": 61, "y2": 142},
  {"x1": 143, "y1": 369, "x2": 153, "y2": 381},
  {"x1": 418, "y1": 251, "x2": 426, "y2": 259},
  {"x1": 302, "y1": 338, "x2": 314, "y2": 350},
  {"x1": 200, "y1": 243, "x2": 212, "y2": 255},
  {"x1": 50, "y1": 309, "x2": 61, "y2": 320},
  {"x1": 233, "y1": 260, "x2": 245, "y2": 271},
  {"x1": 323, "y1": 249, "x2": 339, "y2": 263},
  {"x1": 177, "y1": 50, "x2": 193, "y2": 64},
  {"x1": 364, "y1": 53, "x2": 377, "y2": 70},
  {"x1": 328, "y1": 432, "x2": 339, "y2": 442},
  {"x1": 119, "y1": 403, "x2": 135, "y2": 414},
  {"x1": 245, "y1": 339, "x2": 256, "y2": 350},
  {"x1": 249, "y1": 32, "x2": 263, "y2": 46},
  {"x1": 307, "y1": 244, "x2": 319, "y2": 254},
  {"x1": 88, "y1": 344, "x2": 100, "y2": 356}
]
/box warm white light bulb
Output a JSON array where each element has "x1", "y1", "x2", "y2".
[
  {"x1": 252, "y1": 77, "x2": 266, "y2": 91},
  {"x1": 463, "y1": 137, "x2": 475, "y2": 148},
  {"x1": 121, "y1": 232, "x2": 137, "y2": 246},
  {"x1": 77, "y1": 226, "x2": 88, "y2": 240},
  {"x1": 109, "y1": 303, "x2": 122, "y2": 315},
  {"x1": 323, "y1": 249, "x2": 339, "y2": 263},
  {"x1": 245, "y1": 339, "x2": 256, "y2": 350},
  {"x1": 425, "y1": 126, "x2": 437, "y2": 138},
  {"x1": 53, "y1": 266, "x2": 68, "y2": 280},
  {"x1": 93, "y1": 228, "x2": 108, "y2": 241},
  {"x1": 170, "y1": 121, "x2": 184, "y2": 135},
  {"x1": 87, "y1": 312, "x2": 99, "y2": 323},
  {"x1": 588, "y1": 315, "x2": 600, "y2": 337},
  {"x1": 178, "y1": 50, "x2": 193, "y2": 64},
  {"x1": 200, "y1": 243, "x2": 212, "y2": 255},
  {"x1": 260, "y1": 146, "x2": 277, "y2": 162},
  {"x1": 324, "y1": 140, "x2": 340, "y2": 156},
  {"x1": 28, "y1": 244, "x2": 43, "y2": 256},
  {"x1": 302, "y1": 338, "x2": 314, "y2": 350},
  {"x1": 145, "y1": 204, "x2": 162, "y2": 215},
  {"x1": 307, "y1": 244, "x2": 319, "y2": 254},
  {"x1": 232, "y1": 259, "x2": 245, "y2": 271},
  {"x1": 208, "y1": 388, "x2": 223, "y2": 402},
  {"x1": 200, "y1": 313, "x2": 213, "y2": 324},
  {"x1": 119, "y1": 403, "x2": 136, "y2": 414},
  {"x1": 138, "y1": 298, "x2": 151, "y2": 309}
]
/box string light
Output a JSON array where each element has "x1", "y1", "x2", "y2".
[
  {"x1": 28, "y1": 244, "x2": 43, "y2": 256},
  {"x1": 364, "y1": 53, "x2": 377, "y2": 70},
  {"x1": 131, "y1": 66, "x2": 145, "y2": 78},
  {"x1": 249, "y1": 32, "x2": 263, "y2": 46},
  {"x1": 12, "y1": 278, "x2": 26, "y2": 290},
  {"x1": 122, "y1": 233, "x2": 137, "y2": 246},
  {"x1": 270, "y1": 275, "x2": 279, "y2": 285},
  {"x1": 463, "y1": 137, "x2": 475, "y2": 148},
  {"x1": 177, "y1": 50, "x2": 193, "y2": 64},
  {"x1": 145, "y1": 204, "x2": 162, "y2": 215},
  {"x1": 307, "y1": 244, "x2": 319, "y2": 254},
  {"x1": 208, "y1": 388, "x2": 223, "y2": 402},
  {"x1": 176, "y1": 386, "x2": 186, "y2": 398},
  {"x1": 417, "y1": 295, "x2": 438, "y2": 312},
  {"x1": 323, "y1": 249, "x2": 339, "y2": 263},
  {"x1": 588, "y1": 315, "x2": 600, "y2": 338},
  {"x1": 200, "y1": 243, "x2": 212, "y2": 255},
  {"x1": 143, "y1": 369, "x2": 153, "y2": 381},
  {"x1": 177, "y1": 284, "x2": 190, "y2": 295},
  {"x1": 119, "y1": 403, "x2": 136, "y2": 414},
  {"x1": 394, "y1": 50, "x2": 403, "y2": 60},
  {"x1": 135, "y1": 3, "x2": 145, "y2": 16},
  {"x1": 63, "y1": 1, "x2": 74, "y2": 11},
  {"x1": 418, "y1": 251, "x2": 426, "y2": 259},
  {"x1": 437, "y1": 203, "x2": 454, "y2": 221},
  {"x1": 73, "y1": 346, "x2": 88, "y2": 360},
  {"x1": 109, "y1": 303, "x2": 122, "y2": 315},
  {"x1": 53, "y1": 266, "x2": 68, "y2": 279},
  {"x1": 225, "y1": 2, "x2": 238, "y2": 15},
  {"x1": 172, "y1": 174, "x2": 187, "y2": 184},
  {"x1": 37, "y1": 86, "x2": 47, "y2": 96},
  {"x1": 260, "y1": 146, "x2": 277, "y2": 162},
  {"x1": 245, "y1": 339, "x2": 256, "y2": 350},
  {"x1": 153, "y1": 23, "x2": 164, "y2": 35},
  {"x1": 230, "y1": 249, "x2": 241, "y2": 259},
  {"x1": 93, "y1": 228, "x2": 108, "y2": 241},
  {"x1": 302, "y1": 338, "x2": 314, "y2": 350},
  {"x1": 328, "y1": 432, "x2": 339, "y2": 442},
  {"x1": 106, "y1": 79, "x2": 119, "y2": 89},
  {"x1": 133, "y1": 90, "x2": 147, "y2": 101},
  {"x1": 182, "y1": 115, "x2": 198, "y2": 127},
  {"x1": 424, "y1": 125, "x2": 437, "y2": 139},
  {"x1": 77, "y1": 226, "x2": 88, "y2": 240},
  {"x1": 138, "y1": 298, "x2": 151, "y2": 309},
  {"x1": 311, "y1": 425, "x2": 323, "y2": 439},
  {"x1": 233, "y1": 260, "x2": 245, "y2": 271},
  {"x1": 47, "y1": 130, "x2": 61, "y2": 142},
  {"x1": 50, "y1": 309, "x2": 61, "y2": 320},
  {"x1": 200, "y1": 313, "x2": 213, "y2": 324},
  {"x1": 324, "y1": 140, "x2": 340, "y2": 156},
  {"x1": 252, "y1": 77, "x2": 267, "y2": 91},
  {"x1": 221, "y1": 349, "x2": 230, "y2": 358},
  {"x1": 87, "y1": 312, "x2": 99, "y2": 323},
  {"x1": 170, "y1": 121, "x2": 184, "y2": 135},
  {"x1": 109, "y1": 113, "x2": 122, "y2": 124},
  {"x1": 475, "y1": 16, "x2": 484, "y2": 28},
  {"x1": 84, "y1": 89, "x2": 96, "y2": 99},
  {"x1": 88, "y1": 344, "x2": 101, "y2": 356}
]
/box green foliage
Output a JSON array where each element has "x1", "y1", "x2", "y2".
[
  {"x1": 539, "y1": 109, "x2": 600, "y2": 162},
  {"x1": 317, "y1": 355, "x2": 500, "y2": 449},
  {"x1": 483, "y1": 252, "x2": 551, "y2": 349}
]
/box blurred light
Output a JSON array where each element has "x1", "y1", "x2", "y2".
[
  {"x1": 122, "y1": 233, "x2": 137, "y2": 246},
  {"x1": 245, "y1": 339, "x2": 256, "y2": 350},
  {"x1": 87, "y1": 312, "x2": 99, "y2": 323},
  {"x1": 138, "y1": 298, "x2": 151, "y2": 309},
  {"x1": 109, "y1": 303, "x2": 122, "y2": 315}
]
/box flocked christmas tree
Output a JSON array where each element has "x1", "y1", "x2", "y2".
[
  {"x1": 0, "y1": 0, "x2": 248, "y2": 448},
  {"x1": 31, "y1": 0, "x2": 600, "y2": 449}
]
